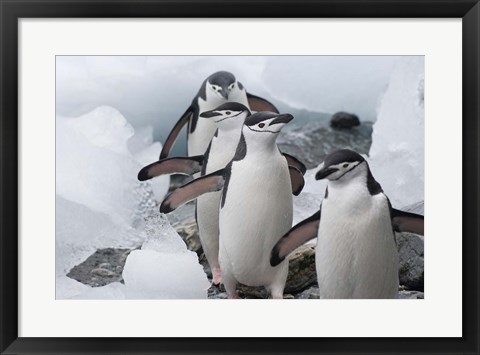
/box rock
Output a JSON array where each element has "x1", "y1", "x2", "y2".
[
  {"x1": 91, "y1": 268, "x2": 115, "y2": 277},
  {"x1": 174, "y1": 217, "x2": 202, "y2": 253},
  {"x1": 278, "y1": 120, "x2": 372, "y2": 169},
  {"x1": 208, "y1": 284, "x2": 228, "y2": 299},
  {"x1": 285, "y1": 244, "x2": 317, "y2": 294},
  {"x1": 230, "y1": 244, "x2": 317, "y2": 299},
  {"x1": 397, "y1": 232, "x2": 424, "y2": 291},
  {"x1": 99, "y1": 262, "x2": 112, "y2": 270},
  {"x1": 67, "y1": 247, "x2": 134, "y2": 287},
  {"x1": 295, "y1": 286, "x2": 320, "y2": 299},
  {"x1": 398, "y1": 290, "x2": 424, "y2": 299},
  {"x1": 330, "y1": 111, "x2": 361, "y2": 129}
]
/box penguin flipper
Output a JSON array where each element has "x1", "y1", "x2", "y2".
[
  {"x1": 288, "y1": 166, "x2": 305, "y2": 196},
  {"x1": 137, "y1": 155, "x2": 204, "y2": 181},
  {"x1": 160, "y1": 169, "x2": 225, "y2": 213},
  {"x1": 391, "y1": 208, "x2": 424, "y2": 235},
  {"x1": 270, "y1": 209, "x2": 321, "y2": 266},
  {"x1": 282, "y1": 152, "x2": 307, "y2": 175},
  {"x1": 159, "y1": 107, "x2": 193, "y2": 159},
  {"x1": 246, "y1": 92, "x2": 279, "y2": 113}
]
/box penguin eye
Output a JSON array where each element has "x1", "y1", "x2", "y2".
[
  {"x1": 225, "y1": 111, "x2": 231, "y2": 115},
  {"x1": 343, "y1": 163, "x2": 349, "y2": 168},
  {"x1": 258, "y1": 123, "x2": 265, "y2": 128}
]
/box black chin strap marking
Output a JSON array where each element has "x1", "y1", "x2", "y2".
[
  {"x1": 215, "y1": 111, "x2": 245, "y2": 123},
  {"x1": 246, "y1": 125, "x2": 279, "y2": 134}
]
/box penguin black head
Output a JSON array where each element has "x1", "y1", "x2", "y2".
[
  {"x1": 206, "y1": 71, "x2": 238, "y2": 100},
  {"x1": 241, "y1": 112, "x2": 294, "y2": 149},
  {"x1": 315, "y1": 149, "x2": 367, "y2": 181},
  {"x1": 244, "y1": 112, "x2": 294, "y2": 133},
  {"x1": 199, "y1": 103, "x2": 251, "y2": 126}
]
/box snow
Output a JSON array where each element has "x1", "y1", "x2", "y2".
[{"x1": 368, "y1": 57, "x2": 424, "y2": 207}]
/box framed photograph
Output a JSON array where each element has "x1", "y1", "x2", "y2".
[{"x1": 1, "y1": 0, "x2": 478, "y2": 354}]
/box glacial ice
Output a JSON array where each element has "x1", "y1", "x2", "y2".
[
  {"x1": 121, "y1": 214, "x2": 209, "y2": 299},
  {"x1": 56, "y1": 106, "x2": 209, "y2": 299},
  {"x1": 55, "y1": 195, "x2": 141, "y2": 277},
  {"x1": 56, "y1": 56, "x2": 399, "y2": 156},
  {"x1": 59, "y1": 214, "x2": 210, "y2": 300},
  {"x1": 70, "y1": 282, "x2": 127, "y2": 300},
  {"x1": 368, "y1": 57, "x2": 424, "y2": 207},
  {"x1": 262, "y1": 56, "x2": 398, "y2": 121},
  {"x1": 56, "y1": 275, "x2": 91, "y2": 299}
]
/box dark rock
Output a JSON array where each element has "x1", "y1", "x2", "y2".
[
  {"x1": 285, "y1": 244, "x2": 317, "y2": 294},
  {"x1": 99, "y1": 262, "x2": 113, "y2": 270},
  {"x1": 174, "y1": 217, "x2": 202, "y2": 253},
  {"x1": 397, "y1": 232, "x2": 424, "y2": 291},
  {"x1": 168, "y1": 175, "x2": 193, "y2": 192},
  {"x1": 295, "y1": 286, "x2": 320, "y2": 299},
  {"x1": 278, "y1": 120, "x2": 372, "y2": 169},
  {"x1": 67, "y1": 248, "x2": 134, "y2": 287},
  {"x1": 330, "y1": 111, "x2": 361, "y2": 129},
  {"x1": 398, "y1": 290, "x2": 424, "y2": 299},
  {"x1": 207, "y1": 244, "x2": 317, "y2": 299},
  {"x1": 208, "y1": 284, "x2": 228, "y2": 299},
  {"x1": 91, "y1": 268, "x2": 115, "y2": 277}
]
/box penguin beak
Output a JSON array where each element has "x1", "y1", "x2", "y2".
[
  {"x1": 315, "y1": 167, "x2": 338, "y2": 180},
  {"x1": 220, "y1": 88, "x2": 229, "y2": 100},
  {"x1": 270, "y1": 114, "x2": 294, "y2": 126},
  {"x1": 200, "y1": 110, "x2": 222, "y2": 118}
]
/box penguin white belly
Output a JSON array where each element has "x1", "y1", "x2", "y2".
[
  {"x1": 196, "y1": 132, "x2": 241, "y2": 279},
  {"x1": 316, "y1": 188, "x2": 399, "y2": 299},
  {"x1": 188, "y1": 117, "x2": 217, "y2": 156},
  {"x1": 219, "y1": 154, "x2": 292, "y2": 288},
  {"x1": 188, "y1": 97, "x2": 229, "y2": 156}
]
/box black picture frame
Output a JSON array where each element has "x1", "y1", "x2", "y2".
[{"x1": 1, "y1": 1, "x2": 478, "y2": 354}]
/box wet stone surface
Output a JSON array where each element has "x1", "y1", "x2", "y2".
[
  {"x1": 67, "y1": 247, "x2": 134, "y2": 287},
  {"x1": 330, "y1": 111, "x2": 361, "y2": 129},
  {"x1": 278, "y1": 119, "x2": 373, "y2": 169},
  {"x1": 66, "y1": 206, "x2": 424, "y2": 298}
]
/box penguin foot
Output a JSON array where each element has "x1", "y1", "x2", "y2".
[{"x1": 212, "y1": 267, "x2": 222, "y2": 285}]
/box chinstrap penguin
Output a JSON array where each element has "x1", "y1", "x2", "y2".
[
  {"x1": 139, "y1": 104, "x2": 305, "y2": 286},
  {"x1": 159, "y1": 71, "x2": 279, "y2": 159},
  {"x1": 159, "y1": 112, "x2": 303, "y2": 298},
  {"x1": 270, "y1": 149, "x2": 424, "y2": 299}
]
